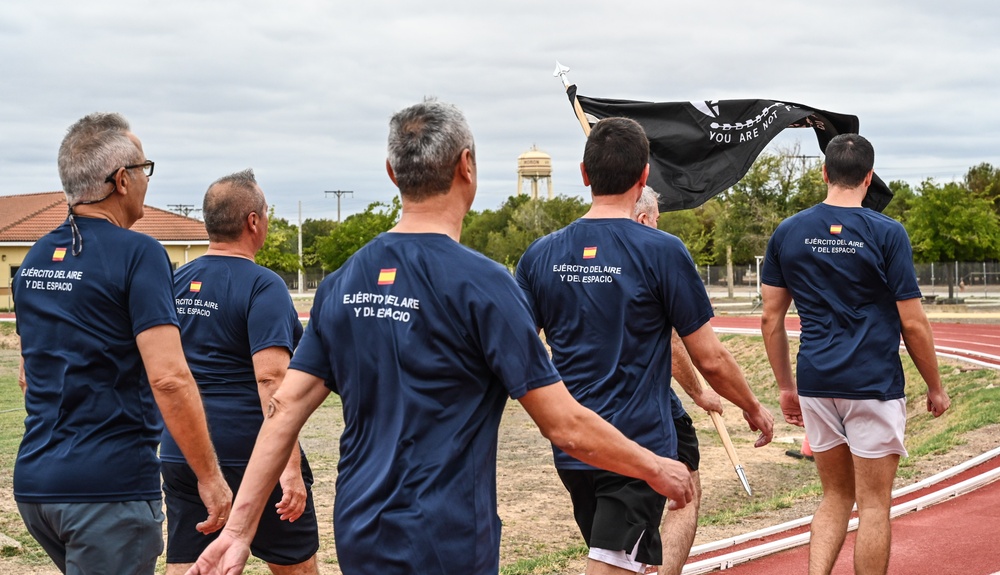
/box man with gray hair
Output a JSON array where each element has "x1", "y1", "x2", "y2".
[
  {"x1": 162, "y1": 169, "x2": 319, "y2": 575},
  {"x1": 634, "y1": 186, "x2": 723, "y2": 575},
  {"x1": 13, "y1": 112, "x2": 230, "y2": 574},
  {"x1": 186, "y1": 99, "x2": 694, "y2": 575}
]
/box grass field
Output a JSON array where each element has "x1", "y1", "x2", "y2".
[{"x1": 0, "y1": 321, "x2": 999, "y2": 574}]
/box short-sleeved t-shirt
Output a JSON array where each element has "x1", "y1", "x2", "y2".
[
  {"x1": 289, "y1": 232, "x2": 561, "y2": 575},
  {"x1": 516, "y1": 218, "x2": 713, "y2": 469},
  {"x1": 160, "y1": 256, "x2": 302, "y2": 465},
  {"x1": 13, "y1": 217, "x2": 178, "y2": 503},
  {"x1": 762, "y1": 203, "x2": 921, "y2": 400}
]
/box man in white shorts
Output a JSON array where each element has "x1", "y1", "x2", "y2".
[{"x1": 761, "y1": 133, "x2": 950, "y2": 575}]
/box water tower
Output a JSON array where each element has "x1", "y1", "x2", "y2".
[{"x1": 517, "y1": 145, "x2": 553, "y2": 200}]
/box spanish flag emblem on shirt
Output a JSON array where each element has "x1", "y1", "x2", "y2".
[
  {"x1": 189, "y1": 281, "x2": 202, "y2": 293},
  {"x1": 582, "y1": 246, "x2": 597, "y2": 259},
  {"x1": 830, "y1": 224, "x2": 843, "y2": 235},
  {"x1": 52, "y1": 247, "x2": 67, "y2": 262},
  {"x1": 378, "y1": 268, "x2": 396, "y2": 285}
]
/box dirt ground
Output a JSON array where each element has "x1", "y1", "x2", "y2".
[{"x1": 0, "y1": 327, "x2": 997, "y2": 574}]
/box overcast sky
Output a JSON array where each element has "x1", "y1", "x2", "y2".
[{"x1": 2, "y1": 1, "x2": 997, "y2": 223}]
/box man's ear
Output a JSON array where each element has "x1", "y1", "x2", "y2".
[
  {"x1": 863, "y1": 169, "x2": 874, "y2": 188},
  {"x1": 638, "y1": 164, "x2": 650, "y2": 189},
  {"x1": 580, "y1": 162, "x2": 590, "y2": 187},
  {"x1": 821, "y1": 164, "x2": 830, "y2": 184},
  {"x1": 386, "y1": 159, "x2": 399, "y2": 187},
  {"x1": 455, "y1": 149, "x2": 474, "y2": 184}
]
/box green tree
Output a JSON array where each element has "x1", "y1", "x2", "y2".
[
  {"x1": 660, "y1": 201, "x2": 719, "y2": 266},
  {"x1": 906, "y1": 179, "x2": 1000, "y2": 300},
  {"x1": 301, "y1": 218, "x2": 339, "y2": 269},
  {"x1": 713, "y1": 154, "x2": 788, "y2": 265},
  {"x1": 257, "y1": 207, "x2": 300, "y2": 273},
  {"x1": 882, "y1": 180, "x2": 917, "y2": 224},
  {"x1": 314, "y1": 197, "x2": 401, "y2": 271},
  {"x1": 964, "y1": 162, "x2": 1000, "y2": 214},
  {"x1": 463, "y1": 195, "x2": 586, "y2": 267}
]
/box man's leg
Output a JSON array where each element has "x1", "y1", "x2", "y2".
[
  {"x1": 658, "y1": 469, "x2": 700, "y2": 575},
  {"x1": 809, "y1": 443, "x2": 855, "y2": 575},
  {"x1": 586, "y1": 558, "x2": 645, "y2": 575},
  {"x1": 852, "y1": 453, "x2": 899, "y2": 575}
]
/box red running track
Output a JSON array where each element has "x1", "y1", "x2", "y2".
[
  {"x1": 686, "y1": 454, "x2": 1000, "y2": 574},
  {"x1": 711, "y1": 316, "x2": 1000, "y2": 369}
]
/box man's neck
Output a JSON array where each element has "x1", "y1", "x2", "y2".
[
  {"x1": 73, "y1": 202, "x2": 130, "y2": 228},
  {"x1": 823, "y1": 184, "x2": 866, "y2": 208},
  {"x1": 205, "y1": 241, "x2": 256, "y2": 261},
  {"x1": 390, "y1": 193, "x2": 465, "y2": 242},
  {"x1": 583, "y1": 189, "x2": 638, "y2": 219}
]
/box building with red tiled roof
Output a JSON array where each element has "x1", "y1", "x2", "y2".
[{"x1": 1, "y1": 191, "x2": 209, "y2": 308}]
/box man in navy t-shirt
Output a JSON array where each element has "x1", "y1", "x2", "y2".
[
  {"x1": 634, "y1": 187, "x2": 724, "y2": 575},
  {"x1": 185, "y1": 100, "x2": 696, "y2": 575},
  {"x1": 516, "y1": 118, "x2": 774, "y2": 575},
  {"x1": 761, "y1": 133, "x2": 950, "y2": 575},
  {"x1": 161, "y1": 169, "x2": 319, "y2": 575},
  {"x1": 13, "y1": 113, "x2": 230, "y2": 574}
]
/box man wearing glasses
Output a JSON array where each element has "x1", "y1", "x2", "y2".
[{"x1": 12, "y1": 112, "x2": 231, "y2": 574}]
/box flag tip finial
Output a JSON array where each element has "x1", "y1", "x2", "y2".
[{"x1": 553, "y1": 61, "x2": 572, "y2": 88}]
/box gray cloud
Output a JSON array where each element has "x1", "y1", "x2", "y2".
[{"x1": 1, "y1": 0, "x2": 998, "y2": 223}]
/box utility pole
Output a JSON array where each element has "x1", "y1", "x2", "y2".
[
  {"x1": 297, "y1": 200, "x2": 304, "y2": 294},
  {"x1": 325, "y1": 190, "x2": 354, "y2": 223},
  {"x1": 168, "y1": 204, "x2": 201, "y2": 218}
]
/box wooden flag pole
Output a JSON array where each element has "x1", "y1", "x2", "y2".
[
  {"x1": 554, "y1": 62, "x2": 592, "y2": 137},
  {"x1": 696, "y1": 371, "x2": 753, "y2": 496}
]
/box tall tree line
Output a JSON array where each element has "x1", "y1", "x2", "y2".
[{"x1": 260, "y1": 154, "x2": 1000, "y2": 297}]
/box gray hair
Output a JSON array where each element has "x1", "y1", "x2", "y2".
[
  {"x1": 633, "y1": 186, "x2": 660, "y2": 220},
  {"x1": 202, "y1": 168, "x2": 267, "y2": 242},
  {"x1": 57, "y1": 113, "x2": 143, "y2": 205},
  {"x1": 386, "y1": 98, "x2": 475, "y2": 200}
]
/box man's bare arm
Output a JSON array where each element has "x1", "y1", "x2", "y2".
[
  {"x1": 137, "y1": 324, "x2": 231, "y2": 534},
  {"x1": 681, "y1": 323, "x2": 774, "y2": 446},
  {"x1": 518, "y1": 382, "x2": 693, "y2": 507},
  {"x1": 669, "y1": 330, "x2": 722, "y2": 413},
  {"x1": 760, "y1": 284, "x2": 802, "y2": 426},
  {"x1": 186, "y1": 369, "x2": 330, "y2": 575},
  {"x1": 897, "y1": 298, "x2": 950, "y2": 417},
  {"x1": 252, "y1": 346, "x2": 306, "y2": 522}
]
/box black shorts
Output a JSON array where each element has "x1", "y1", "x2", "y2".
[
  {"x1": 557, "y1": 468, "x2": 666, "y2": 565},
  {"x1": 162, "y1": 456, "x2": 320, "y2": 565},
  {"x1": 674, "y1": 413, "x2": 701, "y2": 472}
]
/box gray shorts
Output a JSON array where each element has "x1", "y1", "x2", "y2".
[
  {"x1": 18, "y1": 499, "x2": 164, "y2": 575},
  {"x1": 799, "y1": 396, "x2": 908, "y2": 458}
]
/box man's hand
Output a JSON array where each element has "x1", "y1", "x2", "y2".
[
  {"x1": 741, "y1": 404, "x2": 775, "y2": 447},
  {"x1": 647, "y1": 457, "x2": 695, "y2": 511},
  {"x1": 693, "y1": 386, "x2": 724, "y2": 414},
  {"x1": 184, "y1": 529, "x2": 251, "y2": 575},
  {"x1": 276, "y1": 465, "x2": 307, "y2": 522},
  {"x1": 778, "y1": 389, "x2": 803, "y2": 427},
  {"x1": 196, "y1": 475, "x2": 233, "y2": 535},
  {"x1": 927, "y1": 388, "x2": 951, "y2": 418}
]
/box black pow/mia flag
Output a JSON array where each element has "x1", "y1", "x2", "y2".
[{"x1": 567, "y1": 85, "x2": 892, "y2": 213}]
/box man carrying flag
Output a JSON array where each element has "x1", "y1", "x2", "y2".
[{"x1": 516, "y1": 117, "x2": 774, "y2": 575}]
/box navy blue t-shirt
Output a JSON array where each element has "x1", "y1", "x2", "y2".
[
  {"x1": 13, "y1": 217, "x2": 178, "y2": 503},
  {"x1": 160, "y1": 256, "x2": 302, "y2": 465},
  {"x1": 762, "y1": 203, "x2": 921, "y2": 400},
  {"x1": 289, "y1": 232, "x2": 561, "y2": 575},
  {"x1": 516, "y1": 218, "x2": 713, "y2": 469}
]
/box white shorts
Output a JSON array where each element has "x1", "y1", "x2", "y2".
[{"x1": 799, "y1": 396, "x2": 908, "y2": 458}]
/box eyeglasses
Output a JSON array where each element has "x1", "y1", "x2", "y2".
[{"x1": 104, "y1": 160, "x2": 155, "y2": 183}]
